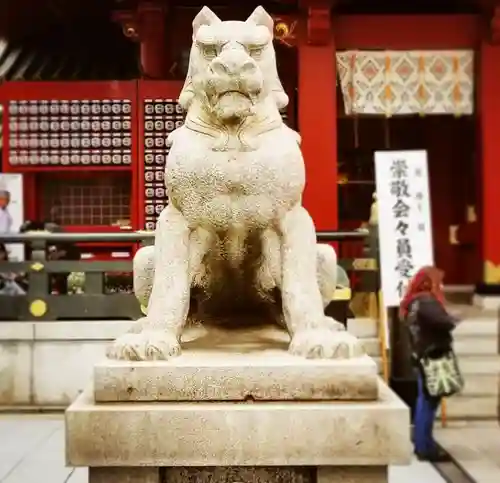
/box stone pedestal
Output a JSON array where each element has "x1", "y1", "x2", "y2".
[{"x1": 65, "y1": 326, "x2": 411, "y2": 482}]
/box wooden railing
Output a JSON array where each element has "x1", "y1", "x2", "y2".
[{"x1": 0, "y1": 230, "x2": 380, "y2": 322}]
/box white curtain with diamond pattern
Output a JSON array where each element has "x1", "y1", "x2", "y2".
[{"x1": 336, "y1": 50, "x2": 474, "y2": 116}]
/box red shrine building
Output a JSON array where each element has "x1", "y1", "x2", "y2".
[{"x1": 0, "y1": 0, "x2": 498, "y2": 288}]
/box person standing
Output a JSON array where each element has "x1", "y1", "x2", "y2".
[{"x1": 399, "y1": 266, "x2": 461, "y2": 462}]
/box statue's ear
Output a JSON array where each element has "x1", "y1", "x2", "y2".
[
  {"x1": 192, "y1": 6, "x2": 221, "y2": 37},
  {"x1": 246, "y1": 6, "x2": 274, "y2": 34}
]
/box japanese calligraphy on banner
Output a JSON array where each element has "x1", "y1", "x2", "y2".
[{"x1": 374, "y1": 150, "x2": 434, "y2": 307}]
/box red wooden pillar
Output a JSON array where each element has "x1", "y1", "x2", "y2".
[
  {"x1": 112, "y1": 1, "x2": 168, "y2": 79},
  {"x1": 138, "y1": 2, "x2": 168, "y2": 79},
  {"x1": 298, "y1": 2, "x2": 337, "y2": 231},
  {"x1": 479, "y1": 10, "x2": 500, "y2": 284}
]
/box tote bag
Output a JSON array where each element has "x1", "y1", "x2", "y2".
[{"x1": 417, "y1": 348, "x2": 464, "y2": 398}]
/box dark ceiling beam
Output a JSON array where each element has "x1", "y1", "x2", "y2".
[{"x1": 0, "y1": 0, "x2": 118, "y2": 40}]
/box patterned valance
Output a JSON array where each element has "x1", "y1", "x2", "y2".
[{"x1": 336, "y1": 50, "x2": 474, "y2": 116}]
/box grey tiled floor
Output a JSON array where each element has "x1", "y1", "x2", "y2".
[
  {"x1": 436, "y1": 422, "x2": 500, "y2": 483},
  {"x1": 0, "y1": 415, "x2": 446, "y2": 483}
]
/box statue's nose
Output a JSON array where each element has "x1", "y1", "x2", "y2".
[{"x1": 211, "y1": 51, "x2": 256, "y2": 76}]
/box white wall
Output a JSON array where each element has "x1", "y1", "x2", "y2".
[
  {"x1": 0, "y1": 319, "x2": 382, "y2": 409},
  {"x1": 2, "y1": 316, "x2": 497, "y2": 419},
  {"x1": 0, "y1": 320, "x2": 134, "y2": 408},
  {"x1": 1, "y1": 315, "x2": 497, "y2": 420}
]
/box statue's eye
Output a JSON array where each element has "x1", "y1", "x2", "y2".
[
  {"x1": 249, "y1": 46, "x2": 264, "y2": 58},
  {"x1": 202, "y1": 45, "x2": 218, "y2": 59}
]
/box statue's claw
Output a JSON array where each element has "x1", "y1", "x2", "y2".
[
  {"x1": 106, "y1": 330, "x2": 181, "y2": 361},
  {"x1": 289, "y1": 320, "x2": 364, "y2": 359}
]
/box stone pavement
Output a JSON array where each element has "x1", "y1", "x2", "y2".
[
  {"x1": 0, "y1": 414, "x2": 447, "y2": 483},
  {"x1": 435, "y1": 421, "x2": 500, "y2": 483}
]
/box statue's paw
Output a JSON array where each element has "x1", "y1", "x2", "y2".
[
  {"x1": 106, "y1": 330, "x2": 181, "y2": 361},
  {"x1": 289, "y1": 327, "x2": 365, "y2": 360}
]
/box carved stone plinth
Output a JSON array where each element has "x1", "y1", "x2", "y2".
[
  {"x1": 66, "y1": 378, "x2": 410, "y2": 482},
  {"x1": 94, "y1": 325, "x2": 378, "y2": 403}
]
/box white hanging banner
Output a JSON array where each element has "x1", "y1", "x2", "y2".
[
  {"x1": 374, "y1": 150, "x2": 434, "y2": 308},
  {"x1": 0, "y1": 173, "x2": 24, "y2": 261},
  {"x1": 336, "y1": 50, "x2": 474, "y2": 116}
]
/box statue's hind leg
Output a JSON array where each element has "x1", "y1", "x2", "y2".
[
  {"x1": 117, "y1": 245, "x2": 155, "y2": 335},
  {"x1": 316, "y1": 243, "x2": 338, "y2": 309},
  {"x1": 133, "y1": 245, "x2": 155, "y2": 310},
  {"x1": 132, "y1": 227, "x2": 212, "y2": 311}
]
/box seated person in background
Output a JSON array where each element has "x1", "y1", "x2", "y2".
[{"x1": 0, "y1": 243, "x2": 26, "y2": 295}]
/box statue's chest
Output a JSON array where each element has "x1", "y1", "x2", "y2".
[{"x1": 169, "y1": 147, "x2": 298, "y2": 189}]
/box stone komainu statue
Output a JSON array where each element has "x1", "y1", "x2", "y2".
[{"x1": 107, "y1": 6, "x2": 363, "y2": 361}]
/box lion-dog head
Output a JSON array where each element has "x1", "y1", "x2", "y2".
[{"x1": 179, "y1": 6, "x2": 288, "y2": 126}]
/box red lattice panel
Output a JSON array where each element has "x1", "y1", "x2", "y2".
[{"x1": 40, "y1": 175, "x2": 131, "y2": 226}]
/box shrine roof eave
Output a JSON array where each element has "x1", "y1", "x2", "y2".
[
  {"x1": 0, "y1": 0, "x2": 119, "y2": 40},
  {"x1": 0, "y1": 0, "x2": 298, "y2": 39},
  {"x1": 0, "y1": 0, "x2": 495, "y2": 40}
]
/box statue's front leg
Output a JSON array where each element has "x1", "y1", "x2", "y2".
[
  {"x1": 107, "y1": 205, "x2": 191, "y2": 361},
  {"x1": 279, "y1": 206, "x2": 364, "y2": 359}
]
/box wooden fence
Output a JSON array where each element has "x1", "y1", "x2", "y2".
[{"x1": 0, "y1": 231, "x2": 379, "y2": 321}]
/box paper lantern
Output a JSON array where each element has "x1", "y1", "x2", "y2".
[{"x1": 7, "y1": 99, "x2": 133, "y2": 167}]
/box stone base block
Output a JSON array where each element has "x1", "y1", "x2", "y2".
[
  {"x1": 87, "y1": 466, "x2": 388, "y2": 483},
  {"x1": 89, "y1": 467, "x2": 159, "y2": 483},
  {"x1": 317, "y1": 466, "x2": 387, "y2": 482},
  {"x1": 164, "y1": 467, "x2": 313, "y2": 483},
  {"x1": 66, "y1": 380, "x2": 411, "y2": 468},
  {"x1": 94, "y1": 325, "x2": 378, "y2": 402}
]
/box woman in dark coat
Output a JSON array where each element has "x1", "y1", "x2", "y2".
[{"x1": 399, "y1": 266, "x2": 458, "y2": 462}]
